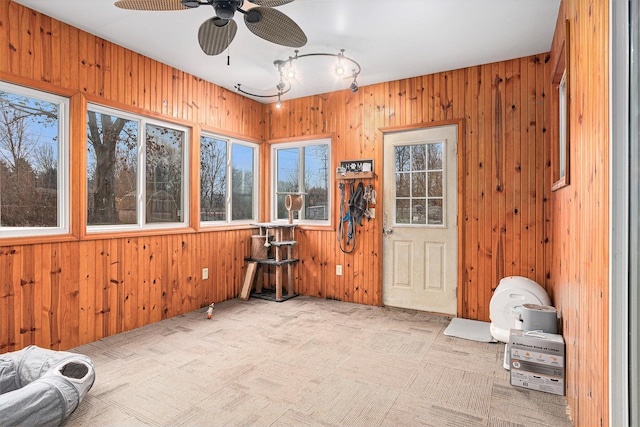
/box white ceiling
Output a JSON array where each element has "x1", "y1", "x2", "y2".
[{"x1": 13, "y1": 0, "x2": 560, "y2": 104}]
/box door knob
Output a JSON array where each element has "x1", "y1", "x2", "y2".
[{"x1": 383, "y1": 227, "x2": 393, "y2": 235}]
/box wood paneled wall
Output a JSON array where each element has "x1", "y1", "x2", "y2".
[
  {"x1": 549, "y1": 0, "x2": 610, "y2": 425},
  {"x1": 1, "y1": 231, "x2": 252, "y2": 351},
  {"x1": 265, "y1": 56, "x2": 552, "y2": 320},
  {"x1": 0, "y1": 2, "x2": 262, "y2": 352},
  {"x1": 1, "y1": 1, "x2": 553, "y2": 359}
]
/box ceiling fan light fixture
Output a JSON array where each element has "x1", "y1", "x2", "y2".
[{"x1": 214, "y1": 0, "x2": 242, "y2": 20}]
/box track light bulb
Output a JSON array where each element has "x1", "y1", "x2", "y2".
[
  {"x1": 335, "y1": 63, "x2": 344, "y2": 76},
  {"x1": 276, "y1": 94, "x2": 282, "y2": 109},
  {"x1": 350, "y1": 80, "x2": 359, "y2": 93},
  {"x1": 286, "y1": 66, "x2": 296, "y2": 79}
]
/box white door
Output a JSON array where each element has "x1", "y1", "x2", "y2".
[{"x1": 382, "y1": 125, "x2": 458, "y2": 315}]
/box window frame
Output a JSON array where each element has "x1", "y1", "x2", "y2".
[
  {"x1": 551, "y1": 19, "x2": 571, "y2": 191},
  {"x1": 199, "y1": 131, "x2": 259, "y2": 227},
  {"x1": 270, "y1": 138, "x2": 332, "y2": 226},
  {"x1": 393, "y1": 140, "x2": 447, "y2": 228},
  {"x1": 86, "y1": 103, "x2": 190, "y2": 233},
  {"x1": 0, "y1": 81, "x2": 70, "y2": 239}
]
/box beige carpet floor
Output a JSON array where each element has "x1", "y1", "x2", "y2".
[{"x1": 66, "y1": 296, "x2": 573, "y2": 427}]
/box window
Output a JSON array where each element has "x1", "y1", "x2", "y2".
[
  {"x1": 87, "y1": 104, "x2": 188, "y2": 231},
  {"x1": 271, "y1": 139, "x2": 330, "y2": 224},
  {"x1": 0, "y1": 81, "x2": 69, "y2": 238},
  {"x1": 395, "y1": 142, "x2": 444, "y2": 226},
  {"x1": 558, "y1": 71, "x2": 568, "y2": 181},
  {"x1": 200, "y1": 132, "x2": 258, "y2": 225},
  {"x1": 552, "y1": 19, "x2": 570, "y2": 191}
]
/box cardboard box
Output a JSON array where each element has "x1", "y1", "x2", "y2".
[{"x1": 509, "y1": 329, "x2": 565, "y2": 395}]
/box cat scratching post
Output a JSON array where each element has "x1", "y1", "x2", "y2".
[{"x1": 284, "y1": 193, "x2": 303, "y2": 224}]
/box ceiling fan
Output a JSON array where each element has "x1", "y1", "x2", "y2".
[{"x1": 114, "y1": 0, "x2": 307, "y2": 56}]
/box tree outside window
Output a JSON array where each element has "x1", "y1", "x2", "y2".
[
  {"x1": 395, "y1": 142, "x2": 443, "y2": 225},
  {"x1": 272, "y1": 139, "x2": 330, "y2": 223},
  {"x1": 200, "y1": 133, "x2": 258, "y2": 225},
  {"x1": 0, "y1": 82, "x2": 68, "y2": 236},
  {"x1": 86, "y1": 105, "x2": 187, "y2": 230}
]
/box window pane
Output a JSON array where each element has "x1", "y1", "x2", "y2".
[
  {"x1": 231, "y1": 143, "x2": 254, "y2": 220},
  {"x1": 276, "y1": 148, "x2": 299, "y2": 220},
  {"x1": 395, "y1": 146, "x2": 410, "y2": 171},
  {"x1": 412, "y1": 199, "x2": 427, "y2": 224},
  {"x1": 428, "y1": 171, "x2": 442, "y2": 197},
  {"x1": 0, "y1": 89, "x2": 61, "y2": 228},
  {"x1": 145, "y1": 124, "x2": 184, "y2": 223},
  {"x1": 273, "y1": 141, "x2": 330, "y2": 223},
  {"x1": 412, "y1": 171, "x2": 426, "y2": 197},
  {"x1": 304, "y1": 145, "x2": 329, "y2": 220},
  {"x1": 428, "y1": 143, "x2": 443, "y2": 170},
  {"x1": 394, "y1": 141, "x2": 445, "y2": 227},
  {"x1": 200, "y1": 136, "x2": 227, "y2": 221},
  {"x1": 411, "y1": 144, "x2": 426, "y2": 170},
  {"x1": 396, "y1": 173, "x2": 410, "y2": 197},
  {"x1": 428, "y1": 199, "x2": 443, "y2": 225},
  {"x1": 396, "y1": 199, "x2": 410, "y2": 224},
  {"x1": 87, "y1": 111, "x2": 138, "y2": 225}
]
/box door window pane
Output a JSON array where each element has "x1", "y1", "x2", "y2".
[
  {"x1": 428, "y1": 199, "x2": 443, "y2": 225},
  {"x1": 394, "y1": 141, "x2": 445, "y2": 225},
  {"x1": 412, "y1": 171, "x2": 426, "y2": 197},
  {"x1": 396, "y1": 173, "x2": 410, "y2": 197},
  {"x1": 411, "y1": 144, "x2": 426, "y2": 170},
  {"x1": 428, "y1": 171, "x2": 443, "y2": 197},
  {"x1": 395, "y1": 146, "x2": 410, "y2": 172},
  {"x1": 428, "y1": 143, "x2": 443, "y2": 169},
  {"x1": 396, "y1": 199, "x2": 410, "y2": 224}
]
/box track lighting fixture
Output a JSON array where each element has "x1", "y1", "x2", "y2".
[{"x1": 235, "y1": 48, "x2": 362, "y2": 107}]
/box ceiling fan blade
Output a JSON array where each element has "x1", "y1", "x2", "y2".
[
  {"x1": 247, "y1": 0, "x2": 294, "y2": 7},
  {"x1": 244, "y1": 7, "x2": 307, "y2": 48},
  {"x1": 114, "y1": 0, "x2": 187, "y2": 10},
  {"x1": 198, "y1": 17, "x2": 238, "y2": 55}
]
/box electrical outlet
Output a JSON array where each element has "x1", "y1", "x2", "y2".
[
  {"x1": 336, "y1": 265, "x2": 343, "y2": 276},
  {"x1": 369, "y1": 208, "x2": 375, "y2": 219},
  {"x1": 202, "y1": 268, "x2": 209, "y2": 280}
]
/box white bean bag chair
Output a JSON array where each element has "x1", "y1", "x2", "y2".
[{"x1": 0, "y1": 345, "x2": 95, "y2": 427}]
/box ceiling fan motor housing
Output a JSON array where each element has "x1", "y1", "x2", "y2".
[{"x1": 214, "y1": 0, "x2": 243, "y2": 19}]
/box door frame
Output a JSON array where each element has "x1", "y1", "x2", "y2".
[{"x1": 378, "y1": 119, "x2": 465, "y2": 317}]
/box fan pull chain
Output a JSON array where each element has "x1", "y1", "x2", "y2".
[{"x1": 226, "y1": 23, "x2": 231, "y2": 66}]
